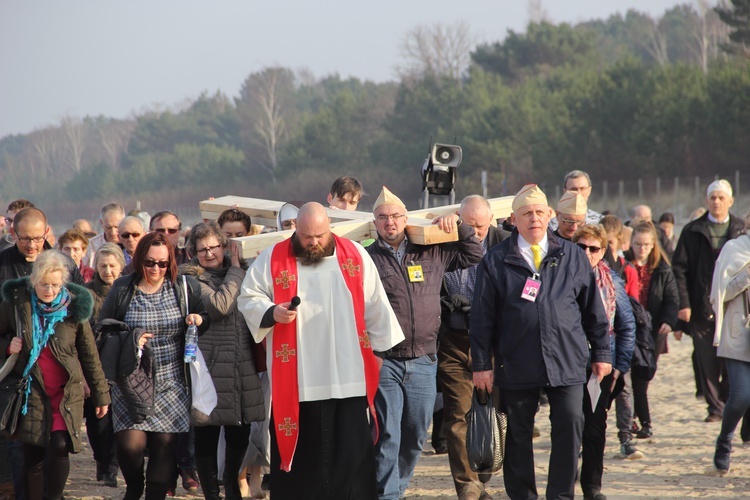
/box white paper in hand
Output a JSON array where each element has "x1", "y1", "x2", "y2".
[{"x1": 587, "y1": 372, "x2": 601, "y2": 413}]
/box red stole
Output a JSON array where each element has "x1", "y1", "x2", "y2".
[{"x1": 270, "y1": 234, "x2": 380, "y2": 472}]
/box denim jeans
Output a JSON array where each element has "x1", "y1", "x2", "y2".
[
  {"x1": 614, "y1": 372, "x2": 635, "y2": 444},
  {"x1": 718, "y1": 358, "x2": 750, "y2": 443},
  {"x1": 374, "y1": 355, "x2": 437, "y2": 500}
]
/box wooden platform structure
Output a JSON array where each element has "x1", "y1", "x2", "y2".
[{"x1": 199, "y1": 195, "x2": 514, "y2": 259}]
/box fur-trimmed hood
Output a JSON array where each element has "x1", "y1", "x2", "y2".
[
  {"x1": 0, "y1": 277, "x2": 94, "y2": 324},
  {"x1": 178, "y1": 261, "x2": 206, "y2": 277}
]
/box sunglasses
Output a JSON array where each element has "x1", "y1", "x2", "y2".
[
  {"x1": 155, "y1": 228, "x2": 180, "y2": 235},
  {"x1": 120, "y1": 232, "x2": 141, "y2": 239},
  {"x1": 143, "y1": 259, "x2": 169, "y2": 269},
  {"x1": 576, "y1": 243, "x2": 602, "y2": 254}
]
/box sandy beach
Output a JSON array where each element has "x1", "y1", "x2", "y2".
[{"x1": 63, "y1": 333, "x2": 748, "y2": 499}]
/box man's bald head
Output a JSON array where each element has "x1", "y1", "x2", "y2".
[
  {"x1": 297, "y1": 202, "x2": 330, "y2": 230},
  {"x1": 460, "y1": 195, "x2": 494, "y2": 242},
  {"x1": 632, "y1": 204, "x2": 652, "y2": 223},
  {"x1": 13, "y1": 207, "x2": 47, "y2": 230},
  {"x1": 293, "y1": 203, "x2": 334, "y2": 266}
]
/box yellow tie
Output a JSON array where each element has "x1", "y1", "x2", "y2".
[{"x1": 531, "y1": 244, "x2": 542, "y2": 271}]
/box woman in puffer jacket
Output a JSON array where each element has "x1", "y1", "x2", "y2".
[
  {"x1": 0, "y1": 250, "x2": 110, "y2": 500},
  {"x1": 181, "y1": 221, "x2": 265, "y2": 500}
]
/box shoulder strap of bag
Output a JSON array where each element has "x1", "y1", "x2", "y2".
[
  {"x1": 182, "y1": 275, "x2": 189, "y2": 315},
  {"x1": 0, "y1": 306, "x2": 24, "y2": 382}
]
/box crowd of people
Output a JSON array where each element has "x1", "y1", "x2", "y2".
[{"x1": 0, "y1": 171, "x2": 747, "y2": 500}]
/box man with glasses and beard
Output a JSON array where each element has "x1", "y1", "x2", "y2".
[{"x1": 238, "y1": 202, "x2": 404, "y2": 500}]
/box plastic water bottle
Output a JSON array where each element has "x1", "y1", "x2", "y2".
[{"x1": 184, "y1": 324, "x2": 198, "y2": 363}]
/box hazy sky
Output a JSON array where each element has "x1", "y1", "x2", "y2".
[{"x1": 1, "y1": 0, "x2": 688, "y2": 138}]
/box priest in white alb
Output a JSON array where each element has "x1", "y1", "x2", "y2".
[{"x1": 237, "y1": 202, "x2": 404, "y2": 500}]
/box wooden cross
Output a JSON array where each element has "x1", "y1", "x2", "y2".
[
  {"x1": 275, "y1": 270, "x2": 296, "y2": 289},
  {"x1": 341, "y1": 259, "x2": 361, "y2": 277},
  {"x1": 199, "y1": 195, "x2": 513, "y2": 259},
  {"x1": 278, "y1": 417, "x2": 297, "y2": 436},
  {"x1": 275, "y1": 344, "x2": 296, "y2": 363}
]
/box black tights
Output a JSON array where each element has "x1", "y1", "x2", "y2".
[
  {"x1": 116, "y1": 429, "x2": 178, "y2": 500},
  {"x1": 23, "y1": 431, "x2": 71, "y2": 500}
]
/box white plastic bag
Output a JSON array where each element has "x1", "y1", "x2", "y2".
[{"x1": 189, "y1": 347, "x2": 217, "y2": 426}]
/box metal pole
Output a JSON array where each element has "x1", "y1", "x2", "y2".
[
  {"x1": 656, "y1": 177, "x2": 661, "y2": 214},
  {"x1": 736, "y1": 170, "x2": 741, "y2": 198},
  {"x1": 638, "y1": 179, "x2": 643, "y2": 201},
  {"x1": 674, "y1": 177, "x2": 680, "y2": 221}
]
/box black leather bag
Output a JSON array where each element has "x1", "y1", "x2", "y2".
[
  {"x1": 0, "y1": 307, "x2": 26, "y2": 436},
  {"x1": 0, "y1": 374, "x2": 27, "y2": 437}
]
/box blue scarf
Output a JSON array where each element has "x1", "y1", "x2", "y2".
[{"x1": 22, "y1": 286, "x2": 71, "y2": 415}]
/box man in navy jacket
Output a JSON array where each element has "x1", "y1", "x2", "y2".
[{"x1": 470, "y1": 184, "x2": 611, "y2": 499}]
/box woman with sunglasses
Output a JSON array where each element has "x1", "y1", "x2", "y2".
[
  {"x1": 628, "y1": 220, "x2": 679, "y2": 439},
  {"x1": 0, "y1": 250, "x2": 110, "y2": 500},
  {"x1": 99, "y1": 232, "x2": 210, "y2": 500},
  {"x1": 572, "y1": 224, "x2": 636, "y2": 500},
  {"x1": 181, "y1": 221, "x2": 265, "y2": 500}
]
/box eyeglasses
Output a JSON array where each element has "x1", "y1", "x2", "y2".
[
  {"x1": 375, "y1": 214, "x2": 406, "y2": 222},
  {"x1": 143, "y1": 259, "x2": 169, "y2": 269},
  {"x1": 120, "y1": 232, "x2": 141, "y2": 239},
  {"x1": 154, "y1": 228, "x2": 180, "y2": 235},
  {"x1": 576, "y1": 243, "x2": 602, "y2": 254},
  {"x1": 17, "y1": 236, "x2": 46, "y2": 245},
  {"x1": 36, "y1": 283, "x2": 63, "y2": 292},
  {"x1": 196, "y1": 244, "x2": 221, "y2": 256},
  {"x1": 561, "y1": 218, "x2": 585, "y2": 226}
]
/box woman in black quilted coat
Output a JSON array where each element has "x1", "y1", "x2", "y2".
[{"x1": 181, "y1": 222, "x2": 265, "y2": 500}]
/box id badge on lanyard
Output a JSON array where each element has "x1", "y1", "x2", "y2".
[
  {"x1": 407, "y1": 261, "x2": 424, "y2": 283},
  {"x1": 521, "y1": 273, "x2": 541, "y2": 302}
]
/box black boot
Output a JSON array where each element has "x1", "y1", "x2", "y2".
[
  {"x1": 431, "y1": 408, "x2": 447, "y2": 454},
  {"x1": 195, "y1": 455, "x2": 222, "y2": 500},
  {"x1": 223, "y1": 446, "x2": 247, "y2": 500}
]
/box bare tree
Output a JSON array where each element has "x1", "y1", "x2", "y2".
[
  {"x1": 396, "y1": 21, "x2": 476, "y2": 81},
  {"x1": 97, "y1": 118, "x2": 135, "y2": 170},
  {"x1": 60, "y1": 116, "x2": 87, "y2": 174},
  {"x1": 688, "y1": 1, "x2": 729, "y2": 72},
  {"x1": 528, "y1": 0, "x2": 549, "y2": 24},
  {"x1": 237, "y1": 67, "x2": 295, "y2": 184},
  {"x1": 640, "y1": 19, "x2": 670, "y2": 66}
]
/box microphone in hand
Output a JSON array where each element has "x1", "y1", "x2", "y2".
[{"x1": 288, "y1": 296, "x2": 301, "y2": 311}]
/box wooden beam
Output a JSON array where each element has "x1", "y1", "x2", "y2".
[{"x1": 201, "y1": 195, "x2": 515, "y2": 259}]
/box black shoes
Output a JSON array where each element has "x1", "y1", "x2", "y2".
[
  {"x1": 713, "y1": 438, "x2": 731, "y2": 475},
  {"x1": 635, "y1": 424, "x2": 652, "y2": 439}
]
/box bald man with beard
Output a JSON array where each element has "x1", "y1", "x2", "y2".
[{"x1": 238, "y1": 203, "x2": 404, "y2": 500}]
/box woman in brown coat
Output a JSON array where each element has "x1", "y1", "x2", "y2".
[{"x1": 0, "y1": 250, "x2": 110, "y2": 500}]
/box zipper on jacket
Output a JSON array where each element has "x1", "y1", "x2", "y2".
[{"x1": 385, "y1": 249, "x2": 417, "y2": 356}]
